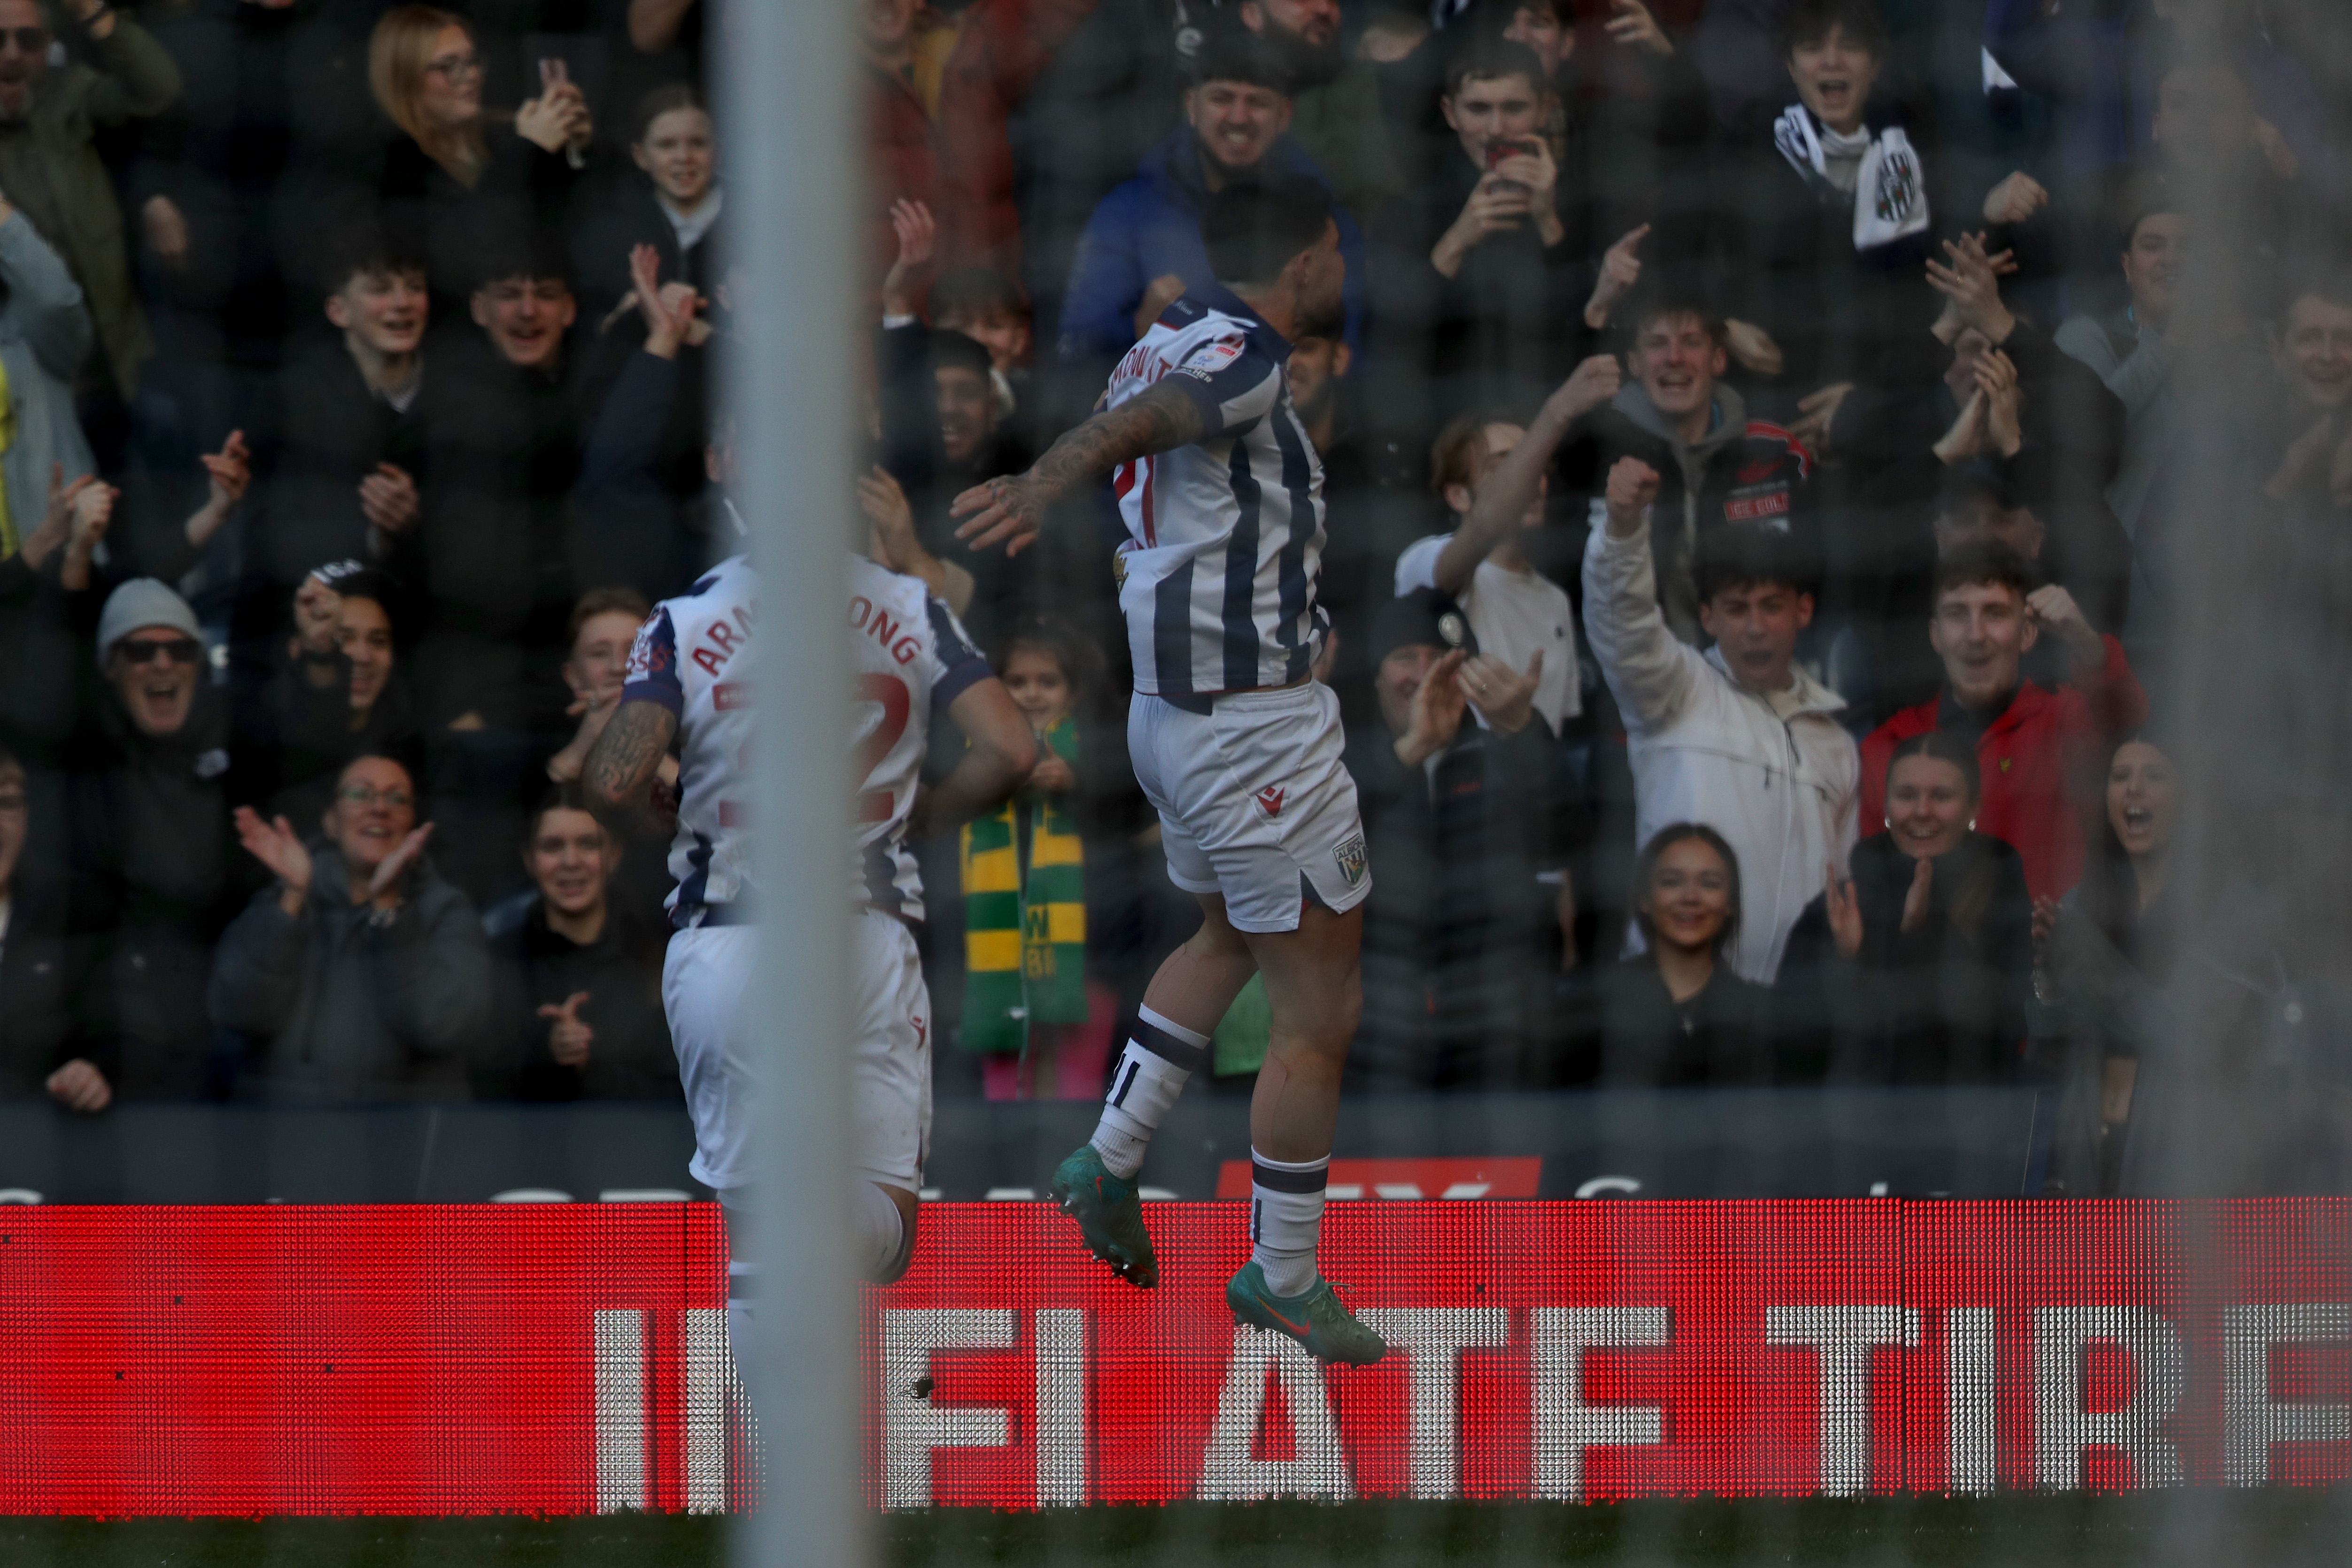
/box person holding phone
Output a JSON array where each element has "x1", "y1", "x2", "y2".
[
  {"x1": 367, "y1": 6, "x2": 594, "y2": 309},
  {"x1": 1367, "y1": 37, "x2": 1594, "y2": 479}
]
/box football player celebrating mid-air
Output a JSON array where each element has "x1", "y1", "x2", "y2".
[{"x1": 953, "y1": 179, "x2": 1385, "y2": 1366}]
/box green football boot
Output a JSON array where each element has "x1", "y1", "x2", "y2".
[
  {"x1": 1049, "y1": 1144, "x2": 1159, "y2": 1288},
  {"x1": 1225, "y1": 1260, "x2": 1387, "y2": 1366}
]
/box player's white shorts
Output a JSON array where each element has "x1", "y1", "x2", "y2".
[
  {"x1": 1128, "y1": 680, "x2": 1370, "y2": 934},
  {"x1": 663, "y1": 909, "x2": 933, "y2": 1196}
]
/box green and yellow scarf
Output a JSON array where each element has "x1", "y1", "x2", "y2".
[{"x1": 959, "y1": 718, "x2": 1086, "y2": 1053}]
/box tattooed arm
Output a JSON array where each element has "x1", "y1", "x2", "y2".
[
  {"x1": 949, "y1": 379, "x2": 1207, "y2": 556},
  {"x1": 582, "y1": 698, "x2": 680, "y2": 840}
]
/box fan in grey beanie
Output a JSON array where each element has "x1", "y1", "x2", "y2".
[{"x1": 94, "y1": 579, "x2": 202, "y2": 667}]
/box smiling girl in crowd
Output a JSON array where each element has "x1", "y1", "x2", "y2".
[
  {"x1": 1781, "y1": 729, "x2": 2035, "y2": 1084},
  {"x1": 1594, "y1": 822, "x2": 1775, "y2": 1085}
]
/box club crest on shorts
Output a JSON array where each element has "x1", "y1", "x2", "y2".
[
  {"x1": 1254, "y1": 784, "x2": 1286, "y2": 818},
  {"x1": 1333, "y1": 833, "x2": 1368, "y2": 888}
]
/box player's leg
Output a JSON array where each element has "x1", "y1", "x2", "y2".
[
  {"x1": 1052, "y1": 892, "x2": 1256, "y2": 1287},
  {"x1": 851, "y1": 907, "x2": 931, "y2": 1282},
  {"x1": 1222, "y1": 900, "x2": 1384, "y2": 1365}
]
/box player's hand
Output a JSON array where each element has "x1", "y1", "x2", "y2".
[
  {"x1": 1584, "y1": 224, "x2": 1649, "y2": 328},
  {"x1": 1460, "y1": 649, "x2": 1542, "y2": 735},
  {"x1": 950, "y1": 472, "x2": 1052, "y2": 557},
  {"x1": 1721, "y1": 318, "x2": 1784, "y2": 377},
  {"x1": 539, "y1": 991, "x2": 595, "y2": 1067},
  {"x1": 1825, "y1": 861, "x2": 1863, "y2": 958},
  {"x1": 1981, "y1": 170, "x2": 2049, "y2": 225},
  {"x1": 359, "y1": 462, "x2": 419, "y2": 534},
  {"x1": 46, "y1": 1058, "x2": 112, "y2": 1115},
  {"x1": 1604, "y1": 0, "x2": 1674, "y2": 56},
  {"x1": 1603, "y1": 456, "x2": 1660, "y2": 537},
  {"x1": 235, "y1": 807, "x2": 313, "y2": 911},
  {"x1": 1551, "y1": 354, "x2": 1623, "y2": 422},
  {"x1": 1394, "y1": 648, "x2": 1468, "y2": 768},
  {"x1": 367, "y1": 823, "x2": 435, "y2": 901}
]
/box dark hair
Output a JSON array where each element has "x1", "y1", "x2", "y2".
[
  {"x1": 2075, "y1": 731, "x2": 2180, "y2": 973},
  {"x1": 1201, "y1": 178, "x2": 1332, "y2": 289},
  {"x1": 309, "y1": 559, "x2": 398, "y2": 615},
  {"x1": 1777, "y1": 0, "x2": 1889, "y2": 60},
  {"x1": 930, "y1": 266, "x2": 1029, "y2": 325},
  {"x1": 632, "y1": 82, "x2": 706, "y2": 145},
  {"x1": 1632, "y1": 823, "x2": 1742, "y2": 957},
  {"x1": 1427, "y1": 405, "x2": 1528, "y2": 499},
  {"x1": 1932, "y1": 540, "x2": 2036, "y2": 604},
  {"x1": 998, "y1": 615, "x2": 1105, "y2": 710},
  {"x1": 465, "y1": 221, "x2": 573, "y2": 294},
  {"x1": 2116, "y1": 172, "x2": 2182, "y2": 250},
  {"x1": 525, "y1": 781, "x2": 605, "y2": 845},
  {"x1": 1693, "y1": 525, "x2": 1813, "y2": 604},
  {"x1": 321, "y1": 222, "x2": 426, "y2": 296},
  {"x1": 1443, "y1": 36, "x2": 1547, "y2": 101},
  {"x1": 929, "y1": 328, "x2": 993, "y2": 382},
  {"x1": 2277, "y1": 267, "x2": 2352, "y2": 326},
  {"x1": 1189, "y1": 31, "x2": 1288, "y2": 94},
  {"x1": 1886, "y1": 728, "x2": 1981, "y2": 804},
  {"x1": 1622, "y1": 287, "x2": 1727, "y2": 353},
  {"x1": 569, "y1": 587, "x2": 650, "y2": 647},
  {"x1": 333, "y1": 752, "x2": 416, "y2": 796}
]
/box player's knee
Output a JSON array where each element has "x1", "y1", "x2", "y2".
[{"x1": 861, "y1": 1184, "x2": 921, "y2": 1285}]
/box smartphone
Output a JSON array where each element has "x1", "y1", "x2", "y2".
[{"x1": 1485, "y1": 138, "x2": 1537, "y2": 198}]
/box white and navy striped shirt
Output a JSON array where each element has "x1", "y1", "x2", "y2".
[{"x1": 1106, "y1": 289, "x2": 1328, "y2": 696}]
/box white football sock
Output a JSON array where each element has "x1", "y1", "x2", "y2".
[
  {"x1": 851, "y1": 1181, "x2": 910, "y2": 1282},
  {"x1": 726, "y1": 1259, "x2": 760, "y2": 1411},
  {"x1": 1249, "y1": 1149, "x2": 1328, "y2": 1298},
  {"x1": 1088, "y1": 1007, "x2": 1208, "y2": 1178}
]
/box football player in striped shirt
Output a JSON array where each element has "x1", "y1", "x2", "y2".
[{"x1": 954, "y1": 180, "x2": 1385, "y2": 1365}]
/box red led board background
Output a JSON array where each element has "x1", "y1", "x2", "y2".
[{"x1": 0, "y1": 1202, "x2": 2347, "y2": 1514}]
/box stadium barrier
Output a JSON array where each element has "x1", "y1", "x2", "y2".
[
  {"x1": 0, "y1": 1200, "x2": 2344, "y2": 1514},
  {"x1": 0, "y1": 1089, "x2": 2040, "y2": 1203}
]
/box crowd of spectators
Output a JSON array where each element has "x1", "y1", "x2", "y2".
[{"x1": 0, "y1": 0, "x2": 2346, "y2": 1195}]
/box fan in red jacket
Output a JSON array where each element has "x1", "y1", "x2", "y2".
[{"x1": 1859, "y1": 542, "x2": 2145, "y2": 902}]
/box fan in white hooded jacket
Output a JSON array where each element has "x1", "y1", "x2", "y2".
[{"x1": 1583, "y1": 508, "x2": 1858, "y2": 983}]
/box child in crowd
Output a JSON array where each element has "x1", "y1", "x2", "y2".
[{"x1": 957, "y1": 618, "x2": 1118, "y2": 1100}]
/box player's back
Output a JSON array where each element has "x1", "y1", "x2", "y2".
[
  {"x1": 1104, "y1": 290, "x2": 1328, "y2": 698},
  {"x1": 849, "y1": 555, "x2": 993, "y2": 921},
  {"x1": 623, "y1": 555, "x2": 761, "y2": 925}
]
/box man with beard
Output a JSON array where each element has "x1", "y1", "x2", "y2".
[
  {"x1": 1230, "y1": 0, "x2": 1404, "y2": 222},
  {"x1": 0, "y1": 0, "x2": 178, "y2": 410},
  {"x1": 918, "y1": 329, "x2": 1034, "y2": 649},
  {"x1": 1058, "y1": 34, "x2": 1368, "y2": 364}
]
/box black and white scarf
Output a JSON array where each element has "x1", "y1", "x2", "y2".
[{"x1": 1772, "y1": 105, "x2": 1930, "y2": 252}]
